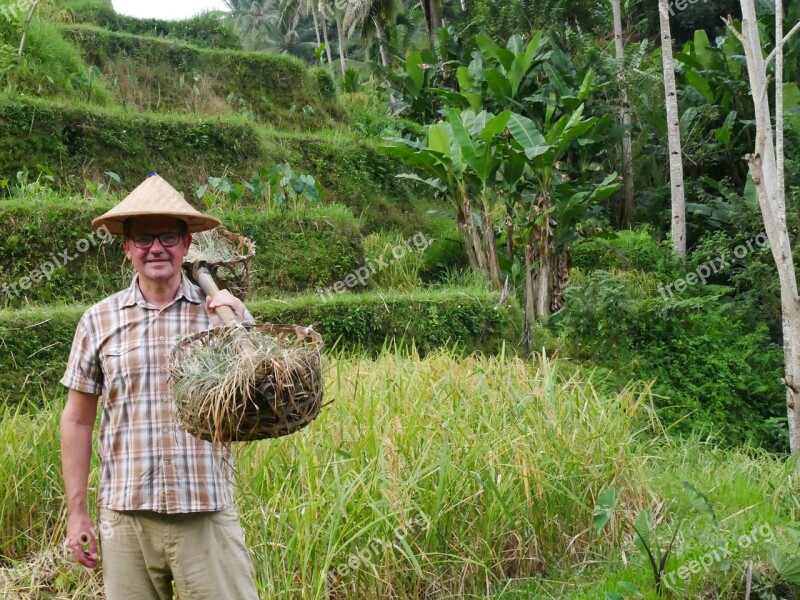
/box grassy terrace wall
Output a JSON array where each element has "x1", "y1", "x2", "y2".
[
  {"x1": 0, "y1": 97, "x2": 416, "y2": 230},
  {"x1": 60, "y1": 25, "x2": 339, "y2": 129},
  {"x1": 0, "y1": 197, "x2": 364, "y2": 305},
  {"x1": 0, "y1": 290, "x2": 521, "y2": 398},
  {"x1": 65, "y1": 2, "x2": 241, "y2": 50}
]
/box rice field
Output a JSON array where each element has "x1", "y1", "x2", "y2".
[{"x1": 2, "y1": 349, "x2": 798, "y2": 599}]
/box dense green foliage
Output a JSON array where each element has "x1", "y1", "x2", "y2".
[
  {"x1": 65, "y1": 0, "x2": 241, "y2": 49},
  {"x1": 60, "y1": 24, "x2": 339, "y2": 128},
  {"x1": 554, "y1": 267, "x2": 785, "y2": 449},
  {"x1": 0, "y1": 96, "x2": 263, "y2": 189},
  {"x1": 0, "y1": 97, "x2": 423, "y2": 231},
  {"x1": 0, "y1": 8, "x2": 109, "y2": 102},
  {"x1": 0, "y1": 196, "x2": 365, "y2": 305},
  {"x1": 0, "y1": 289, "x2": 520, "y2": 398}
]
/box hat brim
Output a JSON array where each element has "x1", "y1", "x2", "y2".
[{"x1": 92, "y1": 212, "x2": 221, "y2": 236}]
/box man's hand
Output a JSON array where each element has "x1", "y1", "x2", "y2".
[
  {"x1": 66, "y1": 511, "x2": 99, "y2": 569},
  {"x1": 206, "y1": 289, "x2": 246, "y2": 327}
]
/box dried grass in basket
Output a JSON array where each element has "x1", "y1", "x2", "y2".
[
  {"x1": 170, "y1": 323, "x2": 325, "y2": 444},
  {"x1": 183, "y1": 228, "x2": 256, "y2": 300}
]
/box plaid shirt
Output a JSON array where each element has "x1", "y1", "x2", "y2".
[{"x1": 61, "y1": 273, "x2": 252, "y2": 513}]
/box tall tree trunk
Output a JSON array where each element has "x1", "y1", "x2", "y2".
[
  {"x1": 658, "y1": 0, "x2": 686, "y2": 257},
  {"x1": 457, "y1": 211, "x2": 481, "y2": 275},
  {"x1": 336, "y1": 16, "x2": 347, "y2": 76},
  {"x1": 523, "y1": 241, "x2": 535, "y2": 355},
  {"x1": 311, "y1": 3, "x2": 322, "y2": 48},
  {"x1": 373, "y1": 17, "x2": 392, "y2": 67},
  {"x1": 505, "y1": 201, "x2": 515, "y2": 263},
  {"x1": 728, "y1": 1, "x2": 800, "y2": 450},
  {"x1": 612, "y1": 0, "x2": 635, "y2": 227},
  {"x1": 481, "y1": 202, "x2": 502, "y2": 290},
  {"x1": 319, "y1": 5, "x2": 334, "y2": 68},
  {"x1": 421, "y1": 0, "x2": 441, "y2": 42}
]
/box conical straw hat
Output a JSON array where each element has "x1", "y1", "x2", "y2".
[{"x1": 92, "y1": 174, "x2": 220, "y2": 235}]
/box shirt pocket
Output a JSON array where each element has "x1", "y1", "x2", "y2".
[{"x1": 102, "y1": 342, "x2": 144, "y2": 394}]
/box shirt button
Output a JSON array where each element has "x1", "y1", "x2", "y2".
[
  {"x1": 161, "y1": 366, "x2": 167, "y2": 371},
  {"x1": 160, "y1": 336, "x2": 165, "y2": 341},
  {"x1": 164, "y1": 459, "x2": 171, "y2": 465},
  {"x1": 163, "y1": 427, "x2": 169, "y2": 433}
]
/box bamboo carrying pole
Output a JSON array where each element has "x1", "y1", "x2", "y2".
[{"x1": 192, "y1": 261, "x2": 240, "y2": 325}]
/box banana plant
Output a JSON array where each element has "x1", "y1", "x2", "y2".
[
  {"x1": 380, "y1": 107, "x2": 512, "y2": 290},
  {"x1": 504, "y1": 103, "x2": 619, "y2": 349}
]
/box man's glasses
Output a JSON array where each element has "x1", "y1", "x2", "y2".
[{"x1": 129, "y1": 231, "x2": 184, "y2": 249}]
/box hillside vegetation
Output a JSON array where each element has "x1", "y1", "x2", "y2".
[{"x1": 2, "y1": 0, "x2": 800, "y2": 597}]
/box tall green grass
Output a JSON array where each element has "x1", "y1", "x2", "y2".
[{"x1": 1, "y1": 351, "x2": 798, "y2": 599}]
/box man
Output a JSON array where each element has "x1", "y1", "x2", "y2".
[{"x1": 60, "y1": 174, "x2": 259, "y2": 600}]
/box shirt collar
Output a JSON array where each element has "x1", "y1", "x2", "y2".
[{"x1": 121, "y1": 271, "x2": 205, "y2": 308}]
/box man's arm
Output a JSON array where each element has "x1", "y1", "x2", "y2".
[{"x1": 61, "y1": 388, "x2": 100, "y2": 569}]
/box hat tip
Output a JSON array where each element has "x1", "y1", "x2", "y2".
[{"x1": 147, "y1": 172, "x2": 158, "y2": 178}]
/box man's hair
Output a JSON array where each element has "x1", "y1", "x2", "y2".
[{"x1": 122, "y1": 217, "x2": 189, "y2": 238}]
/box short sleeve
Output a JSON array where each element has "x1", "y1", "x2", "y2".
[{"x1": 60, "y1": 312, "x2": 104, "y2": 395}]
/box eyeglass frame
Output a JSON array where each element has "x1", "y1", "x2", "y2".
[{"x1": 126, "y1": 231, "x2": 187, "y2": 249}]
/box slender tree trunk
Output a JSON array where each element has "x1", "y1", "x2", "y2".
[
  {"x1": 523, "y1": 241, "x2": 535, "y2": 355},
  {"x1": 429, "y1": 0, "x2": 441, "y2": 31},
  {"x1": 311, "y1": 3, "x2": 322, "y2": 48},
  {"x1": 481, "y1": 202, "x2": 502, "y2": 290},
  {"x1": 505, "y1": 201, "x2": 515, "y2": 263},
  {"x1": 658, "y1": 0, "x2": 686, "y2": 257},
  {"x1": 18, "y1": 0, "x2": 42, "y2": 57},
  {"x1": 457, "y1": 212, "x2": 481, "y2": 274},
  {"x1": 728, "y1": 1, "x2": 800, "y2": 451},
  {"x1": 319, "y1": 6, "x2": 334, "y2": 68},
  {"x1": 373, "y1": 17, "x2": 392, "y2": 67},
  {"x1": 422, "y1": 0, "x2": 441, "y2": 42},
  {"x1": 551, "y1": 251, "x2": 570, "y2": 313},
  {"x1": 336, "y1": 16, "x2": 347, "y2": 76},
  {"x1": 612, "y1": 0, "x2": 635, "y2": 227},
  {"x1": 460, "y1": 190, "x2": 488, "y2": 276}
]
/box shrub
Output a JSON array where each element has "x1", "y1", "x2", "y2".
[
  {"x1": 0, "y1": 289, "x2": 522, "y2": 398},
  {"x1": 554, "y1": 268, "x2": 785, "y2": 450},
  {"x1": 571, "y1": 227, "x2": 676, "y2": 277}
]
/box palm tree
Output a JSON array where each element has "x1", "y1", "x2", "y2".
[
  {"x1": 343, "y1": 0, "x2": 399, "y2": 67},
  {"x1": 224, "y1": 0, "x2": 279, "y2": 49}
]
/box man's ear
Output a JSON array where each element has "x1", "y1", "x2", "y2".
[
  {"x1": 122, "y1": 238, "x2": 132, "y2": 261},
  {"x1": 183, "y1": 233, "x2": 192, "y2": 257}
]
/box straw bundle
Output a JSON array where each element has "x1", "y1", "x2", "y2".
[
  {"x1": 183, "y1": 228, "x2": 255, "y2": 300},
  {"x1": 170, "y1": 323, "x2": 324, "y2": 444}
]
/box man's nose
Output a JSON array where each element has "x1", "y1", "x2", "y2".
[{"x1": 149, "y1": 238, "x2": 167, "y2": 253}]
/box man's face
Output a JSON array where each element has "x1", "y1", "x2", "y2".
[{"x1": 123, "y1": 216, "x2": 191, "y2": 284}]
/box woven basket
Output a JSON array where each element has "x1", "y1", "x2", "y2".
[
  {"x1": 182, "y1": 228, "x2": 256, "y2": 301},
  {"x1": 170, "y1": 323, "x2": 325, "y2": 443}
]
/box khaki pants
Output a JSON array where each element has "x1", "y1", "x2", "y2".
[{"x1": 98, "y1": 505, "x2": 259, "y2": 600}]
